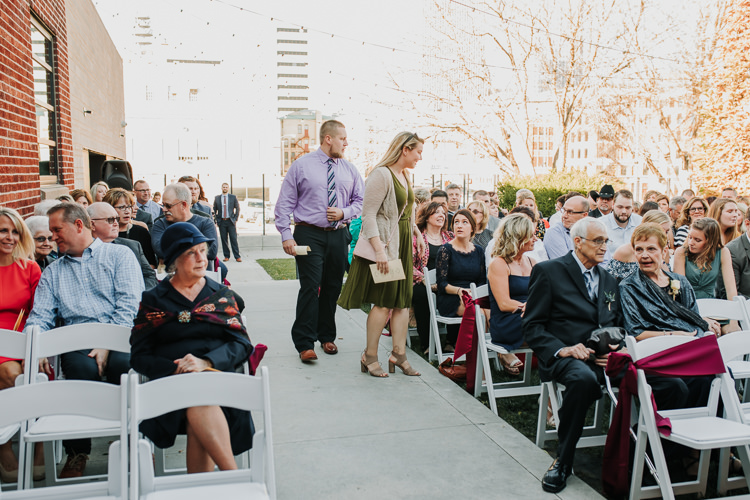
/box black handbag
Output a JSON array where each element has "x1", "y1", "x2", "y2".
[{"x1": 586, "y1": 326, "x2": 627, "y2": 357}]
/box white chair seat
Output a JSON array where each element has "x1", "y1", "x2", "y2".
[
  {"x1": 26, "y1": 416, "x2": 119, "y2": 440},
  {"x1": 143, "y1": 482, "x2": 269, "y2": 500},
  {"x1": 668, "y1": 416, "x2": 750, "y2": 448},
  {"x1": 728, "y1": 360, "x2": 750, "y2": 379},
  {"x1": 0, "y1": 423, "x2": 19, "y2": 444}
]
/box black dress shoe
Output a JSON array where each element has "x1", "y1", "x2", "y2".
[{"x1": 541, "y1": 459, "x2": 572, "y2": 493}]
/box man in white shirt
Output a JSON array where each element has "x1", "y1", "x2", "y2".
[{"x1": 601, "y1": 189, "x2": 642, "y2": 253}]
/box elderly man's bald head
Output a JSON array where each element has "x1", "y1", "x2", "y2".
[
  {"x1": 562, "y1": 196, "x2": 589, "y2": 229},
  {"x1": 87, "y1": 203, "x2": 119, "y2": 242}
]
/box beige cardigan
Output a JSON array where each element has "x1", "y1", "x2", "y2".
[{"x1": 359, "y1": 166, "x2": 415, "y2": 261}]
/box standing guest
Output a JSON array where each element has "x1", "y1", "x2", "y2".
[
  {"x1": 178, "y1": 176, "x2": 212, "y2": 217},
  {"x1": 25, "y1": 216, "x2": 56, "y2": 271},
  {"x1": 515, "y1": 189, "x2": 547, "y2": 240},
  {"x1": 25, "y1": 203, "x2": 143, "y2": 478},
  {"x1": 339, "y1": 132, "x2": 424, "y2": 377},
  {"x1": 674, "y1": 197, "x2": 710, "y2": 248},
  {"x1": 722, "y1": 187, "x2": 738, "y2": 200},
  {"x1": 669, "y1": 196, "x2": 686, "y2": 230},
  {"x1": 523, "y1": 218, "x2": 621, "y2": 493},
  {"x1": 70, "y1": 189, "x2": 92, "y2": 208},
  {"x1": 601, "y1": 189, "x2": 642, "y2": 254},
  {"x1": 213, "y1": 183, "x2": 242, "y2": 263},
  {"x1": 152, "y1": 184, "x2": 219, "y2": 267},
  {"x1": 725, "y1": 208, "x2": 750, "y2": 299},
  {"x1": 0, "y1": 208, "x2": 44, "y2": 483},
  {"x1": 90, "y1": 181, "x2": 109, "y2": 203},
  {"x1": 275, "y1": 120, "x2": 364, "y2": 363},
  {"x1": 133, "y1": 180, "x2": 162, "y2": 220},
  {"x1": 639, "y1": 201, "x2": 659, "y2": 216},
  {"x1": 682, "y1": 189, "x2": 696, "y2": 199},
  {"x1": 88, "y1": 203, "x2": 157, "y2": 290},
  {"x1": 104, "y1": 188, "x2": 157, "y2": 268},
  {"x1": 487, "y1": 214, "x2": 536, "y2": 374},
  {"x1": 543, "y1": 195, "x2": 589, "y2": 260},
  {"x1": 130, "y1": 223, "x2": 253, "y2": 473},
  {"x1": 607, "y1": 210, "x2": 673, "y2": 281},
  {"x1": 445, "y1": 183, "x2": 463, "y2": 217},
  {"x1": 412, "y1": 202, "x2": 452, "y2": 353},
  {"x1": 707, "y1": 198, "x2": 741, "y2": 245},
  {"x1": 467, "y1": 200, "x2": 493, "y2": 249},
  {"x1": 656, "y1": 194, "x2": 670, "y2": 213},
  {"x1": 153, "y1": 192, "x2": 162, "y2": 205},
  {"x1": 588, "y1": 184, "x2": 615, "y2": 218},
  {"x1": 673, "y1": 217, "x2": 737, "y2": 300},
  {"x1": 644, "y1": 190, "x2": 661, "y2": 203},
  {"x1": 434, "y1": 209, "x2": 486, "y2": 352}
]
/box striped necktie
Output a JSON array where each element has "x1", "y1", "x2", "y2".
[
  {"x1": 327, "y1": 158, "x2": 337, "y2": 226},
  {"x1": 584, "y1": 269, "x2": 597, "y2": 301}
]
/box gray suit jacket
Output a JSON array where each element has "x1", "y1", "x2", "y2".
[
  {"x1": 113, "y1": 237, "x2": 158, "y2": 290},
  {"x1": 213, "y1": 194, "x2": 240, "y2": 223},
  {"x1": 134, "y1": 209, "x2": 154, "y2": 231},
  {"x1": 725, "y1": 234, "x2": 750, "y2": 299}
]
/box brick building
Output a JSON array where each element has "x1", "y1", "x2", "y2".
[{"x1": 1, "y1": 0, "x2": 125, "y2": 215}]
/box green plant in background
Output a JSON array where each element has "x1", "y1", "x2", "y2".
[{"x1": 496, "y1": 171, "x2": 617, "y2": 217}]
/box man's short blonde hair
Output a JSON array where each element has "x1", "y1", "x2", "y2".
[{"x1": 319, "y1": 120, "x2": 345, "y2": 144}]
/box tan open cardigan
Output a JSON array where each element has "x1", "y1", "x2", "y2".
[{"x1": 359, "y1": 166, "x2": 415, "y2": 261}]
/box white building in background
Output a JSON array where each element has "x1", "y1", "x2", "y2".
[{"x1": 276, "y1": 26, "x2": 309, "y2": 114}]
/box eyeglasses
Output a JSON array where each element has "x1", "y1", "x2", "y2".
[
  {"x1": 688, "y1": 207, "x2": 705, "y2": 213},
  {"x1": 561, "y1": 208, "x2": 587, "y2": 215},
  {"x1": 114, "y1": 205, "x2": 134, "y2": 212},
  {"x1": 92, "y1": 217, "x2": 120, "y2": 225},
  {"x1": 134, "y1": 189, "x2": 151, "y2": 193},
  {"x1": 581, "y1": 237, "x2": 611, "y2": 247},
  {"x1": 34, "y1": 236, "x2": 53, "y2": 243},
  {"x1": 162, "y1": 201, "x2": 185, "y2": 210}
]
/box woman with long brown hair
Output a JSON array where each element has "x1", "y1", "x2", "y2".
[
  {"x1": 674, "y1": 196, "x2": 709, "y2": 248},
  {"x1": 707, "y1": 198, "x2": 741, "y2": 245}
]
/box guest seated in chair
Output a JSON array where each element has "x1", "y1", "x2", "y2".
[
  {"x1": 523, "y1": 217, "x2": 621, "y2": 493},
  {"x1": 607, "y1": 210, "x2": 673, "y2": 281},
  {"x1": 130, "y1": 223, "x2": 254, "y2": 473},
  {"x1": 435, "y1": 209, "x2": 486, "y2": 352},
  {"x1": 487, "y1": 214, "x2": 536, "y2": 375},
  {"x1": 24, "y1": 215, "x2": 57, "y2": 272}
]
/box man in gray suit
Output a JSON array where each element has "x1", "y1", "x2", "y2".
[
  {"x1": 725, "y1": 209, "x2": 750, "y2": 298},
  {"x1": 213, "y1": 182, "x2": 242, "y2": 262}
]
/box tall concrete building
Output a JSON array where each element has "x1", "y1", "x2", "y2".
[{"x1": 276, "y1": 26, "x2": 309, "y2": 114}]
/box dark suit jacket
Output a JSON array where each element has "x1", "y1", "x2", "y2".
[
  {"x1": 213, "y1": 194, "x2": 240, "y2": 223},
  {"x1": 112, "y1": 238, "x2": 158, "y2": 290},
  {"x1": 725, "y1": 233, "x2": 750, "y2": 299},
  {"x1": 134, "y1": 209, "x2": 153, "y2": 231},
  {"x1": 522, "y1": 252, "x2": 622, "y2": 378}
]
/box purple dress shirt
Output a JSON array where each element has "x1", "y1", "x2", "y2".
[{"x1": 274, "y1": 148, "x2": 364, "y2": 242}]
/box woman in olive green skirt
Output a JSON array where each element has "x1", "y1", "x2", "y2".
[{"x1": 338, "y1": 132, "x2": 425, "y2": 377}]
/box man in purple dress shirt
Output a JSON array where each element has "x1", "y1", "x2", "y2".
[{"x1": 275, "y1": 120, "x2": 364, "y2": 363}]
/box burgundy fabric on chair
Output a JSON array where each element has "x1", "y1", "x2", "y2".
[
  {"x1": 454, "y1": 291, "x2": 490, "y2": 393},
  {"x1": 601, "y1": 335, "x2": 726, "y2": 497}
]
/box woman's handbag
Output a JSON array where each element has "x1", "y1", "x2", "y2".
[{"x1": 438, "y1": 357, "x2": 467, "y2": 382}]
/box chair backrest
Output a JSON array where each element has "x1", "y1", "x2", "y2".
[
  {"x1": 697, "y1": 297, "x2": 750, "y2": 327},
  {"x1": 0, "y1": 327, "x2": 32, "y2": 386},
  {"x1": 205, "y1": 268, "x2": 222, "y2": 284},
  {"x1": 718, "y1": 330, "x2": 750, "y2": 363},
  {"x1": 624, "y1": 334, "x2": 695, "y2": 361},
  {"x1": 129, "y1": 367, "x2": 275, "y2": 499}
]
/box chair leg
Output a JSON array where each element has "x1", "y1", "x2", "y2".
[
  {"x1": 536, "y1": 382, "x2": 551, "y2": 448},
  {"x1": 42, "y1": 440, "x2": 58, "y2": 486},
  {"x1": 629, "y1": 423, "x2": 648, "y2": 500}
]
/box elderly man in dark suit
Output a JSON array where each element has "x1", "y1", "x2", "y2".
[
  {"x1": 523, "y1": 217, "x2": 621, "y2": 493},
  {"x1": 213, "y1": 182, "x2": 242, "y2": 262}
]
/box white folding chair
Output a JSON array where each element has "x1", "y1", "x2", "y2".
[
  {"x1": 0, "y1": 328, "x2": 34, "y2": 491},
  {"x1": 24, "y1": 323, "x2": 131, "y2": 488},
  {"x1": 422, "y1": 268, "x2": 463, "y2": 363},
  {"x1": 469, "y1": 284, "x2": 539, "y2": 415},
  {"x1": 129, "y1": 368, "x2": 276, "y2": 500},
  {"x1": 626, "y1": 335, "x2": 750, "y2": 500},
  {"x1": 0, "y1": 377, "x2": 127, "y2": 500},
  {"x1": 204, "y1": 268, "x2": 222, "y2": 284},
  {"x1": 697, "y1": 296, "x2": 750, "y2": 331}
]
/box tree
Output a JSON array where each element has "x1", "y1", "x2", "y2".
[{"x1": 694, "y1": 0, "x2": 750, "y2": 193}]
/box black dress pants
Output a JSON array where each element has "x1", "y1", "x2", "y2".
[
  {"x1": 218, "y1": 219, "x2": 241, "y2": 259},
  {"x1": 291, "y1": 225, "x2": 350, "y2": 353},
  {"x1": 412, "y1": 283, "x2": 430, "y2": 348}
]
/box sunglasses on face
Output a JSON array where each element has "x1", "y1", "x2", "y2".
[
  {"x1": 92, "y1": 217, "x2": 120, "y2": 225},
  {"x1": 34, "y1": 236, "x2": 54, "y2": 243}
]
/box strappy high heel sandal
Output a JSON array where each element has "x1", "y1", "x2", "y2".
[
  {"x1": 361, "y1": 352, "x2": 388, "y2": 377},
  {"x1": 388, "y1": 352, "x2": 421, "y2": 376}
]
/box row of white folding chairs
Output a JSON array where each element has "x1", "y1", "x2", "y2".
[
  {"x1": 422, "y1": 268, "x2": 463, "y2": 364},
  {"x1": 0, "y1": 368, "x2": 276, "y2": 500}
]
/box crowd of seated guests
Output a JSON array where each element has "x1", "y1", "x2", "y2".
[{"x1": 103, "y1": 188, "x2": 157, "y2": 268}]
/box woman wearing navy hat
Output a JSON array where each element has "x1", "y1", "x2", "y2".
[{"x1": 130, "y1": 222, "x2": 253, "y2": 473}]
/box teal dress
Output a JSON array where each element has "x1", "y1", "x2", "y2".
[
  {"x1": 685, "y1": 251, "x2": 722, "y2": 299},
  {"x1": 338, "y1": 170, "x2": 414, "y2": 309}
]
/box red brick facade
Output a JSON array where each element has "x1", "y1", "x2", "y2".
[{"x1": 0, "y1": 0, "x2": 73, "y2": 215}]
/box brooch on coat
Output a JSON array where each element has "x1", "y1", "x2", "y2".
[
  {"x1": 668, "y1": 279, "x2": 681, "y2": 300},
  {"x1": 178, "y1": 311, "x2": 191, "y2": 323},
  {"x1": 604, "y1": 291, "x2": 616, "y2": 311}
]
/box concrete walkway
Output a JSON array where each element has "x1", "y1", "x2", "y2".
[{"x1": 226, "y1": 238, "x2": 604, "y2": 500}]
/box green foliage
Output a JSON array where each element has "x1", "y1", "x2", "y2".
[
  {"x1": 256, "y1": 258, "x2": 296, "y2": 280},
  {"x1": 496, "y1": 171, "x2": 612, "y2": 217}
]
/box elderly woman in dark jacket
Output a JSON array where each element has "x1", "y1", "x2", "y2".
[{"x1": 130, "y1": 222, "x2": 253, "y2": 473}]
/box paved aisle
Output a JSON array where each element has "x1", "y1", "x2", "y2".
[{"x1": 233, "y1": 277, "x2": 604, "y2": 500}]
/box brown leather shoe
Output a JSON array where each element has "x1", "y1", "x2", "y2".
[
  {"x1": 299, "y1": 349, "x2": 318, "y2": 362},
  {"x1": 223, "y1": 258, "x2": 229, "y2": 262},
  {"x1": 321, "y1": 342, "x2": 338, "y2": 355},
  {"x1": 236, "y1": 258, "x2": 242, "y2": 262},
  {"x1": 60, "y1": 453, "x2": 88, "y2": 478}
]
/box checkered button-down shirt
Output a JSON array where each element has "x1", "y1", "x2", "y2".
[{"x1": 27, "y1": 238, "x2": 144, "y2": 332}]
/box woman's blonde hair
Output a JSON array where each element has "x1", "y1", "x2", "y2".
[
  {"x1": 707, "y1": 198, "x2": 740, "y2": 244},
  {"x1": 515, "y1": 189, "x2": 536, "y2": 207},
  {"x1": 641, "y1": 210, "x2": 670, "y2": 226},
  {"x1": 373, "y1": 132, "x2": 424, "y2": 170},
  {"x1": 0, "y1": 207, "x2": 34, "y2": 266},
  {"x1": 491, "y1": 214, "x2": 535, "y2": 263},
  {"x1": 89, "y1": 181, "x2": 109, "y2": 202},
  {"x1": 467, "y1": 200, "x2": 489, "y2": 232}
]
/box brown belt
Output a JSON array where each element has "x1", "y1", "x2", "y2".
[{"x1": 295, "y1": 221, "x2": 348, "y2": 232}]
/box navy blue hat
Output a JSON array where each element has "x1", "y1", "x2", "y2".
[{"x1": 162, "y1": 222, "x2": 214, "y2": 268}]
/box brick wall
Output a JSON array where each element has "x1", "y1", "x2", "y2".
[{"x1": 0, "y1": 0, "x2": 73, "y2": 215}]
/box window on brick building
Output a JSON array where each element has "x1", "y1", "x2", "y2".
[{"x1": 31, "y1": 19, "x2": 58, "y2": 178}]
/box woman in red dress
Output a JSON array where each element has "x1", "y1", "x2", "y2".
[{"x1": 0, "y1": 207, "x2": 43, "y2": 483}]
